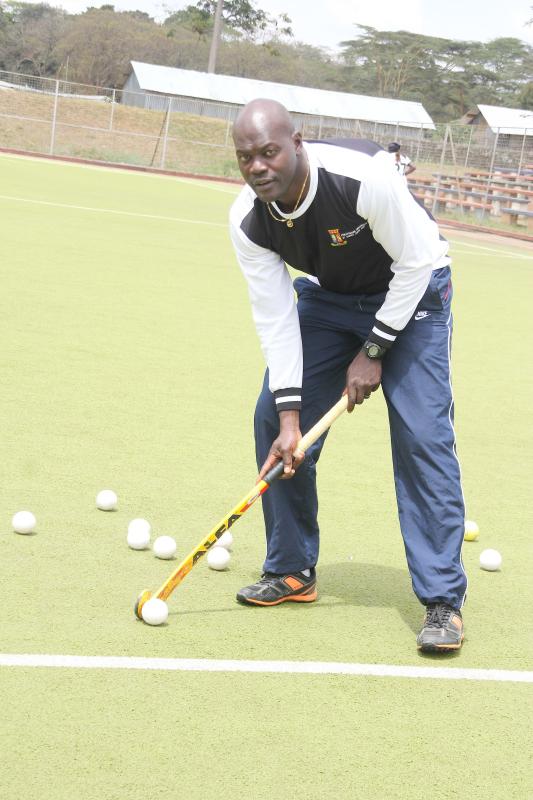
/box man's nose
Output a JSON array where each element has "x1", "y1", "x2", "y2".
[{"x1": 249, "y1": 157, "x2": 267, "y2": 174}]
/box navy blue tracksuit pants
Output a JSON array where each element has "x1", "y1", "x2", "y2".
[{"x1": 254, "y1": 267, "x2": 467, "y2": 610}]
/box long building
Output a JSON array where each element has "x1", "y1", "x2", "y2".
[
  {"x1": 461, "y1": 104, "x2": 533, "y2": 137},
  {"x1": 121, "y1": 61, "x2": 435, "y2": 138}
]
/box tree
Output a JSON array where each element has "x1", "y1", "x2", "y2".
[
  {"x1": 197, "y1": 0, "x2": 267, "y2": 38},
  {"x1": 0, "y1": 2, "x2": 67, "y2": 75},
  {"x1": 54, "y1": 8, "x2": 174, "y2": 86},
  {"x1": 340, "y1": 26, "x2": 440, "y2": 99},
  {"x1": 164, "y1": 0, "x2": 292, "y2": 74},
  {"x1": 163, "y1": 5, "x2": 213, "y2": 40},
  {"x1": 215, "y1": 37, "x2": 340, "y2": 90},
  {"x1": 0, "y1": 2, "x2": 530, "y2": 118},
  {"x1": 339, "y1": 25, "x2": 533, "y2": 120},
  {"x1": 170, "y1": 0, "x2": 292, "y2": 41},
  {"x1": 518, "y1": 82, "x2": 533, "y2": 109}
]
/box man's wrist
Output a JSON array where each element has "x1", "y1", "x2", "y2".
[
  {"x1": 362, "y1": 340, "x2": 387, "y2": 360},
  {"x1": 279, "y1": 409, "x2": 300, "y2": 429}
]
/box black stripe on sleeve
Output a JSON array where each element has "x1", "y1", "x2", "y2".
[
  {"x1": 367, "y1": 320, "x2": 399, "y2": 349},
  {"x1": 274, "y1": 388, "x2": 302, "y2": 412}
]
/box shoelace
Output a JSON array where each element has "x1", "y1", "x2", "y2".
[
  {"x1": 260, "y1": 573, "x2": 277, "y2": 581},
  {"x1": 425, "y1": 604, "x2": 454, "y2": 628}
]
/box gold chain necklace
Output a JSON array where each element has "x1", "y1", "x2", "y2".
[{"x1": 266, "y1": 163, "x2": 310, "y2": 228}]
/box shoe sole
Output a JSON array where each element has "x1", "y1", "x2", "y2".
[
  {"x1": 237, "y1": 587, "x2": 318, "y2": 606},
  {"x1": 417, "y1": 635, "x2": 465, "y2": 652}
]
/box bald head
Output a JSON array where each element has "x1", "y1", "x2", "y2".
[
  {"x1": 233, "y1": 98, "x2": 296, "y2": 142},
  {"x1": 232, "y1": 98, "x2": 307, "y2": 207}
]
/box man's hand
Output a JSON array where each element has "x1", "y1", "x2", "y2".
[
  {"x1": 258, "y1": 409, "x2": 304, "y2": 481},
  {"x1": 345, "y1": 350, "x2": 382, "y2": 412}
]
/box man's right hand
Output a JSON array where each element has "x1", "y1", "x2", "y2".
[{"x1": 257, "y1": 409, "x2": 304, "y2": 481}]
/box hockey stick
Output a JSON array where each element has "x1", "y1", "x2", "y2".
[{"x1": 134, "y1": 394, "x2": 348, "y2": 619}]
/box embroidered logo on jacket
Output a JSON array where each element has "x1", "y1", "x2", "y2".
[
  {"x1": 328, "y1": 222, "x2": 368, "y2": 247},
  {"x1": 328, "y1": 228, "x2": 347, "y2": 246}
]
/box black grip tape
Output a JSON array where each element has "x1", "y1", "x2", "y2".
[{"x1": 263, "y1": 461, "x2": 285, "y2": 485}]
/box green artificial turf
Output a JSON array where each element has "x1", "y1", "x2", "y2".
[
  {"x1": 2, "y1": 668, "x2": 530, "y2": 800},
  {"x1": 0, "y1": 154, "x2": 531, "y2": 799}
]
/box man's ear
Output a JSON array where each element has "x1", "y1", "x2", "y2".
[{"x1": 293, "y1": 131, "x2": 303, "y2": 153}]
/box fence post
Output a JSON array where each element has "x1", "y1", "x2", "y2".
[
  {"x1": 481, "y1": 128, "x2": 500, "y2": 221},
  {"x1": 432, "y1": 124, "x2": 449, "y2": 218},
  {"x1": 517, "y1": 130, "x2": 527, "y2": 176},
  {"x1": 49, "y1": 79, "x2": 59, "y2": 155},
  {"x1": 415, "y1": 124, "x2": 423, "y2": 162},
  {"x1": 224, "y1": 104, "x2": 232, "y2": 147},
  {"x1": 463, "y1": 125, "x2": 473, "y2": 170},
  {"x1": 109, "y1": 88, "x2": 116, "y2": 131},
  {"x1": 447, "y1": 125, "x2": 464, "y2": 216},
  {"x1": 160, "y1": 96, "x2": 172, "y2": 169}
]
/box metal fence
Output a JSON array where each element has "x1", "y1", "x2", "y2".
[{"x1": 1, "y1": 69, "x2": 532, "y2": 181}]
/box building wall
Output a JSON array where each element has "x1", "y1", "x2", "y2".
[
  {"x1": 119, "y1": 78, "x2": 423, "y2": 140},
  {"x1": 121, "y1": 72, "x2": 145, "y2": 108}
]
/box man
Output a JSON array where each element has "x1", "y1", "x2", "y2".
[
  {"x1": 229, "y1": 98, "x2": 466, "y2": 653},
  {"x1": 387, "y1": 141, "x2": 416, "y2": 182}
]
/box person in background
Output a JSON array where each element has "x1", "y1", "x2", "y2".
[{"x1": 388, "y1": 142, "x2": 416, "y2": 182}]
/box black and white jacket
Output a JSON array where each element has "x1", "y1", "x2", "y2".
[{"x1": 229, "y1": 139, "x2": 450, "y2": 411}]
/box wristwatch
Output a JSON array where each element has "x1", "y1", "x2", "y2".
[{"x1": 362, "y1": 340, "x2": 387, "y2": 360}]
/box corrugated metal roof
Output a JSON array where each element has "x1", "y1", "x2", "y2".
[
  {"x1": 129, "y1": 61, "x2": 435, "y2": 129},
  {"x1": 477, "y1": 104, "x2": 533, "y2": 134}
]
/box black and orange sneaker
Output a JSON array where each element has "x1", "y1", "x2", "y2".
[
  {"x1": 416, "y1": 603, "x2": 464, "y2": 652},
  {"x1": 236, "y1": 569, "x2": 317, "y2": 606}
]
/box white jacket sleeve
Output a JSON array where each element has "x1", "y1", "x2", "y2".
[
  {"x1": 357, "y1": 151, "x2": 450, "y2": 348},
  {"x1": 229, "y1": 221, "x2": 303, "y2": 410}
]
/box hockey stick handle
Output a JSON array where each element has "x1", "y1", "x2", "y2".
[{"x1": 262, "y1": 394, "x2": 348, "y2": 485}]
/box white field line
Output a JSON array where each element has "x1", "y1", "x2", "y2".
[
  {"x1": 0, "y1": 151, "x2": 241, "y2": 195},
  {"x1": 0, "y1": 188, "x2": 528, "y2": 254},
  {"x1": 451, "y1": 248, "x2": 530, "y2": 260},
  {"x1": 183, "y1": 180, "x2": 240, "y2": 195},
  {"x1": 0, "y1": 193, "x2": 227, "y2": 227},
  {"x1": 0, "y1": 653, "x2": 531, "y2": 682},
  {"x1": 0, "y1": 153, "x2": 531, "y2": 224},
  {"x1": 449, "y1": 241, "x2": 532, "y2": 260}
]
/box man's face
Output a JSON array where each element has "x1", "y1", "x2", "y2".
[{"x1": 233, "y1": 123, "x2": 302, "y2": 204}]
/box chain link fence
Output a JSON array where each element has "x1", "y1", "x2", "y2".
[{"x1": 1, "y1": 69, "x2": 532, "y2": 183}]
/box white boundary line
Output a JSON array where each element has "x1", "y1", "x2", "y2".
[
  {"x1": 0, "y1": 151, "x2": 241, "y2": 195},
  {"x1": 0, "y1": 196, "x2": 529, "y2": 253},
  {"x1": 0, "y1": 653, "x2": 531, "y2": 682},
  {"x1": 451, "y1": 246, "x2": 531, "y2": 261},
  {"x1": 0, "y1": 193, "x2": 227, "y2": 227},
  {"x1": 0, "y1": 188, "x2": 529, "y2": 252},
  {"x1": 0, "y1": 153, "x2": 530, "y2": 228}
]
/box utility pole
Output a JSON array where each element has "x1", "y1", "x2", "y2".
[{"x1": 207, "y1": 0, "x2": 224, "y2": 73}]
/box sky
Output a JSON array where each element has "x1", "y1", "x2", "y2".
[{"x1": 23, "y1": 0, "x2": 533, "y2": 50}]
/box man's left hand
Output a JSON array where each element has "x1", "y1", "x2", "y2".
[{"x1": 345, "y1": 350, "x2": 382, "y2": 412}]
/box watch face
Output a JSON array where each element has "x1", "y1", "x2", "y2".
[{"x1": 367, "y1": 344, "x2": 380, "y2": 358}]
